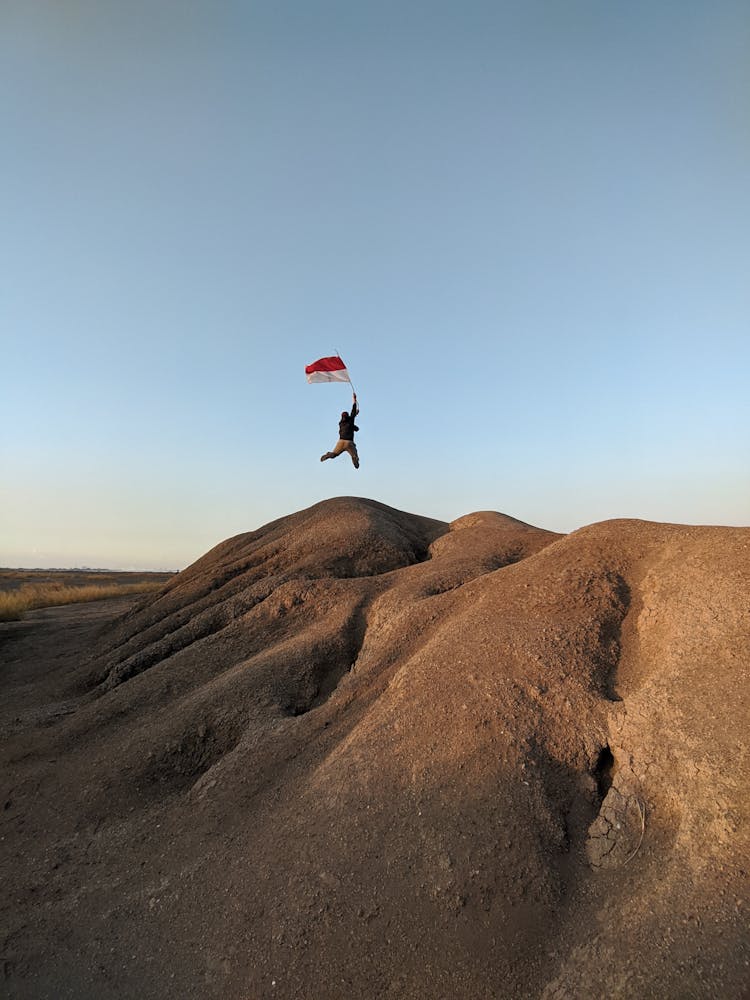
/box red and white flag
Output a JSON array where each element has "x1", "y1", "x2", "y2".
[{"x1": 305, "y1": 355, "x2": 351, "y2": 384}]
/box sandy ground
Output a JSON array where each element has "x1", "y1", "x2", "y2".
[{"x1": 1, "y1": 498, "x2": 748, "y2": 999}]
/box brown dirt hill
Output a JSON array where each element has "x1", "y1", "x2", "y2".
[{"x1": 1, "y1": 497, "x2": 748, "y2": 999}]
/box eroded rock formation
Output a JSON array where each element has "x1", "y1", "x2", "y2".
[{"x1": 1, "y1": 497, "x2": 748, "y2": 999}]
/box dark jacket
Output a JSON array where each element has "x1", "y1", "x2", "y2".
[{"x1": 338, "y1": 401, "x2": 359, "y2": 441}]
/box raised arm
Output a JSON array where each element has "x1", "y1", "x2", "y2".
[{"x1": 351, "y1": 392, "x2": 359, "y2": 418}]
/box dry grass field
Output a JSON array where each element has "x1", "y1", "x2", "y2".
[{"x1": 0, "y1": 569, "x2": 174, "y2": 621}]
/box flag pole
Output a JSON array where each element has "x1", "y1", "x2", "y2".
[{"x1": 335, "y1": 348, "x2": 357, "y2": 397}]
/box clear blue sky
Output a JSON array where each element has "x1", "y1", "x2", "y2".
[{"x1": 2, "y1": 1, "x2": 749, "y2": 569}]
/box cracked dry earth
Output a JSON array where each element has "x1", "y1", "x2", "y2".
[{"x1": 1, "y1": 497, "x2": 748, "y2": 999}]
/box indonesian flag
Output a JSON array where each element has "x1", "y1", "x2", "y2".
[{"x1": 305, "y1": 355, "x2": 351, "y2": 384}]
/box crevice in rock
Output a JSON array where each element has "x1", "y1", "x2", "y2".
[
  {"x1": 593, "y1": 745, "x2": 615, "y2": 804},
  {"x1": 141, "y1": 715, "x2": 245, "y2": 793},
  {"x1": 282, "y1": 602, "x2": 368, "y2": 717},
  {"x1": 594, "y1": 572, "x2": 630, "y2": 702}
]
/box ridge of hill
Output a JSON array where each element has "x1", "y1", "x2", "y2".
[{"x1": 1, "y1": 497, "x2": 747, "y2": 999}]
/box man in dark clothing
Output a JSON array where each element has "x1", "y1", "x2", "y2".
[{"x1": 320, "y1": 393, "x2": 360, "y2": 468}]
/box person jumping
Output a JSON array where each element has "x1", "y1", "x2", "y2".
[{"x1": 320, "y1": 392, "x2": 360, "y2": 469}]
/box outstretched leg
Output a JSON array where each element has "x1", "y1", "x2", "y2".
[
  {"x1": 344, "y1": 442, "x2": 360, "y2": 469},
  {"x1": 321, "y1": 440, "x2": 348, "y2": 462}
]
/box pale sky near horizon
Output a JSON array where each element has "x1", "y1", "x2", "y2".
[{"x1": 2, "y1": 1, "x2": 749, "y2": 570}]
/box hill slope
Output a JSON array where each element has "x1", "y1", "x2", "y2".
[{"x1": 1, "y1": 497, "x2": 748, "y2": 999}]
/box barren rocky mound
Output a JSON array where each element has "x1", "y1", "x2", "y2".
[{"x1": 1, "y1": 496, "x2": 748, "y2": 999}]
